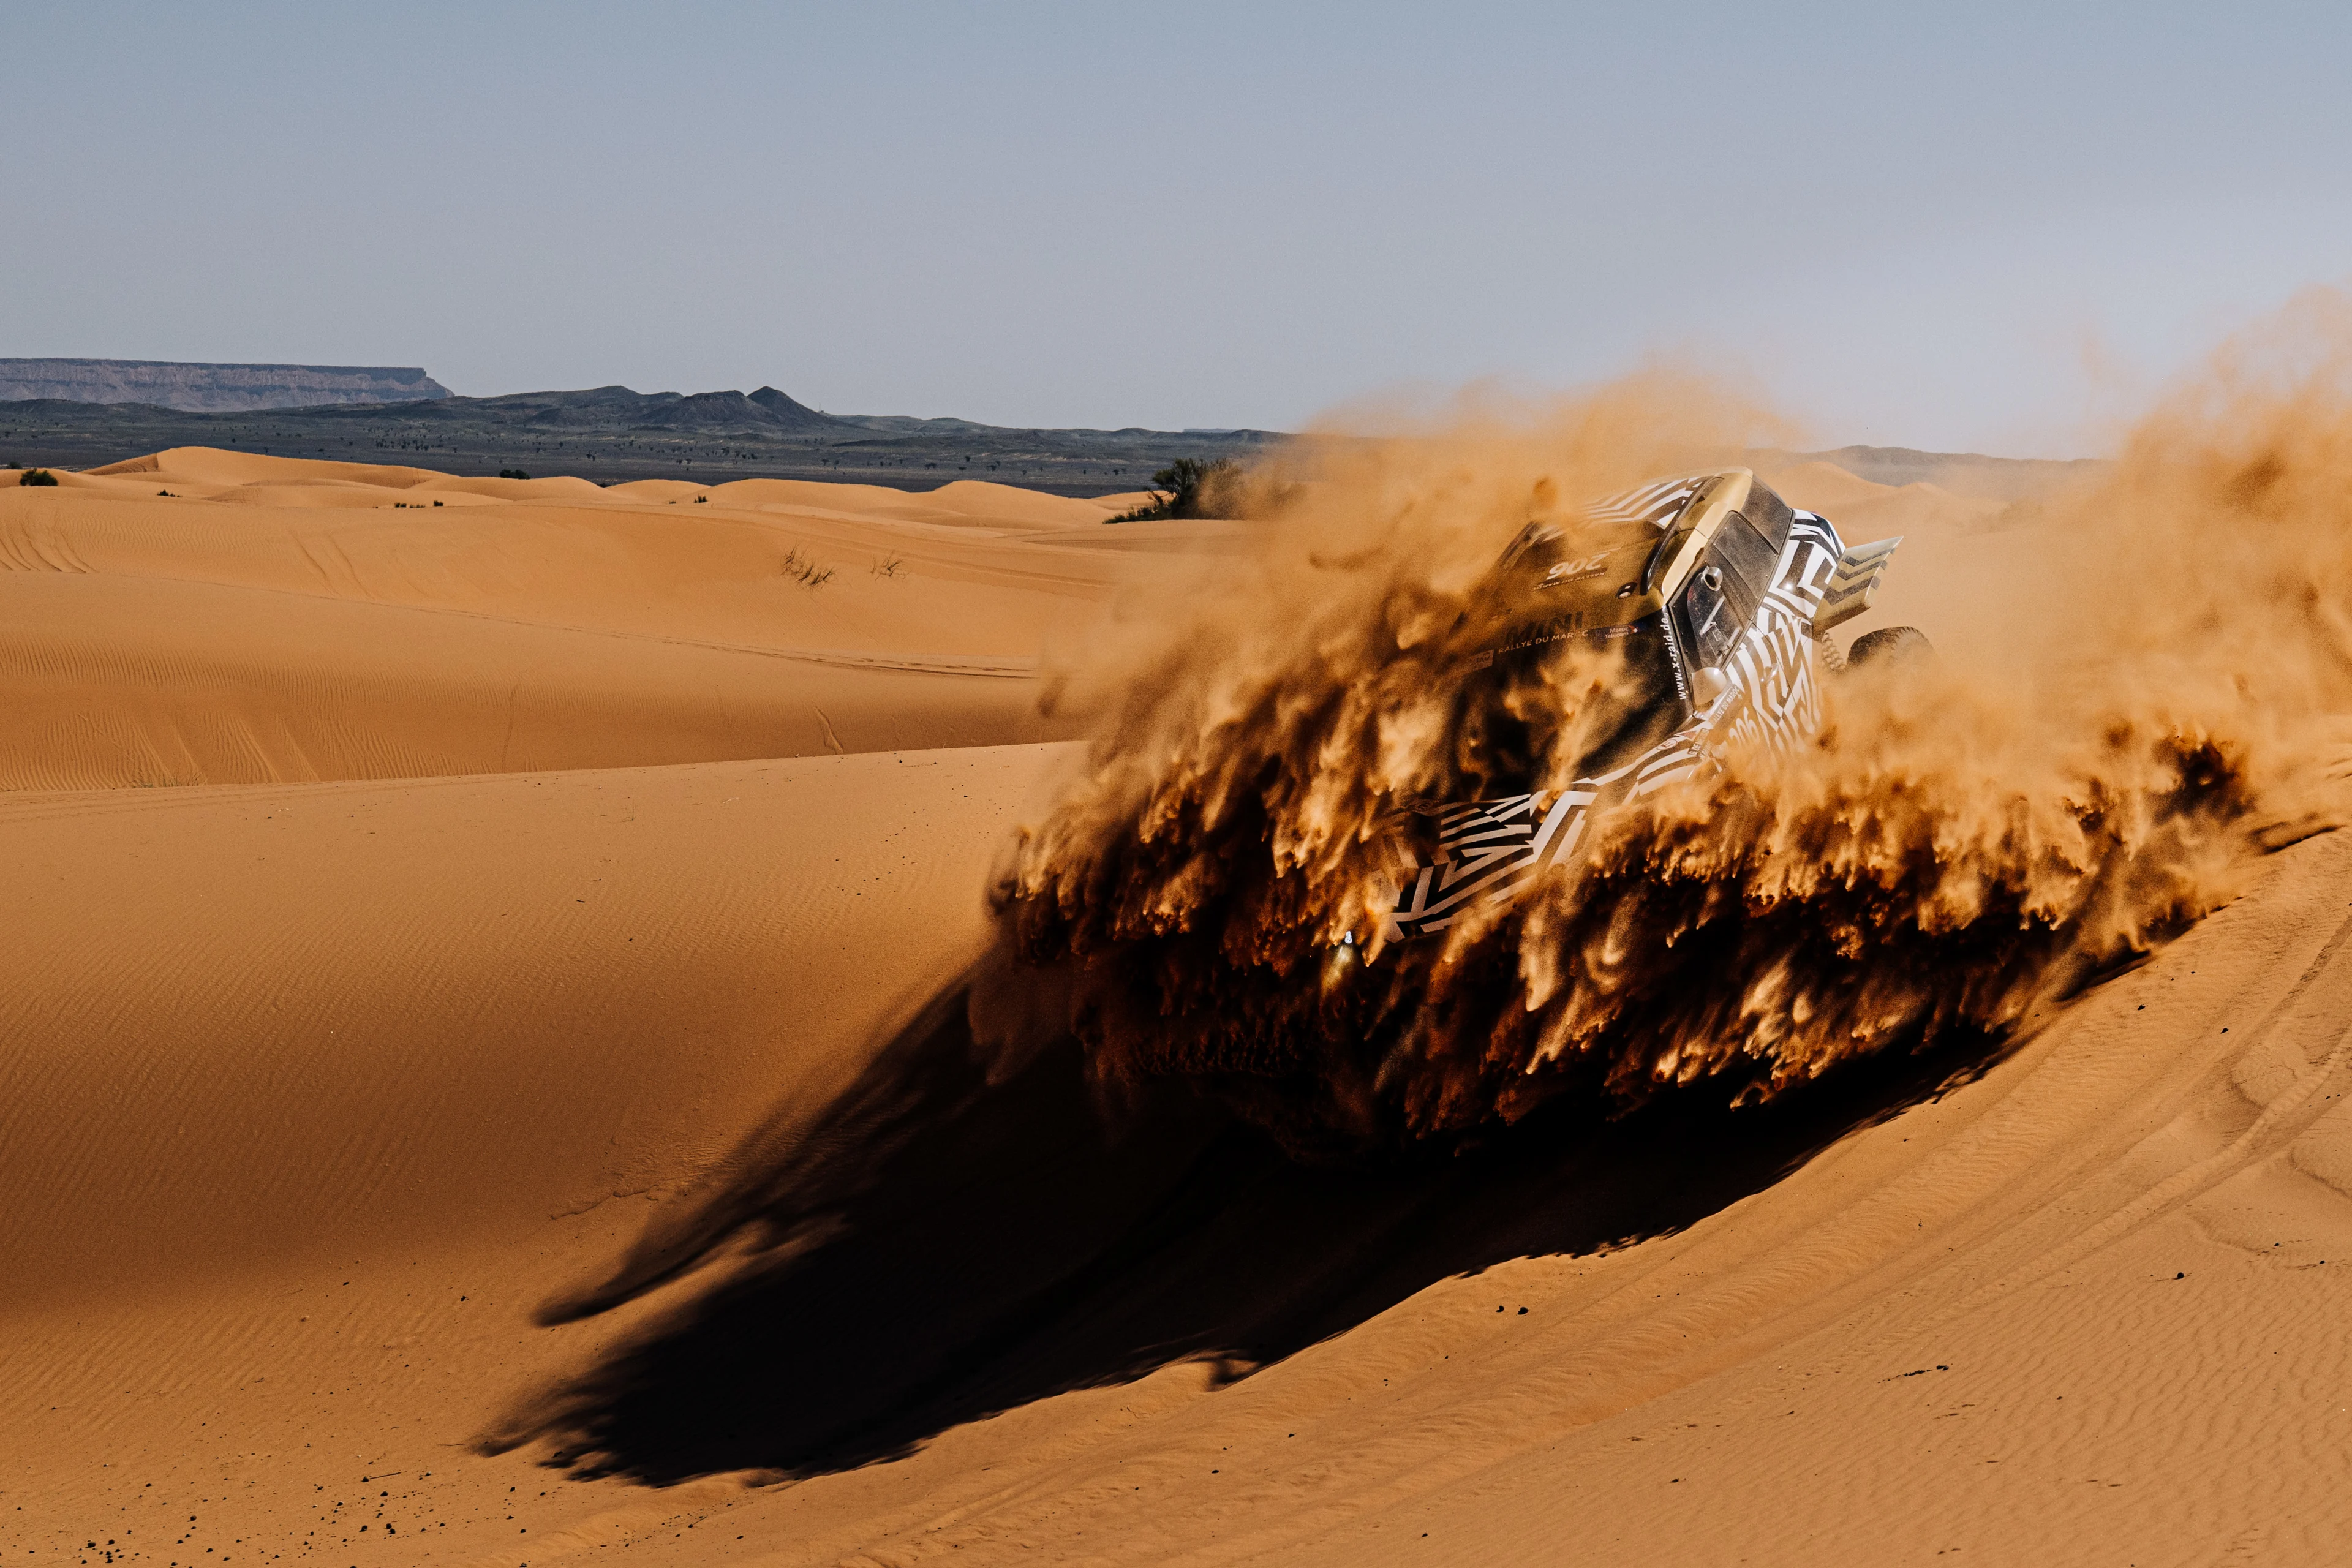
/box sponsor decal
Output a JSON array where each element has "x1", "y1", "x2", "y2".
[
  {"x1": 1540, "y1": 552, "x2": 1613, "y2": 587},
  {"x1": 1658, "y1": 609, "x2": 1691, "y2": 703},
  {"x1": 1497, "y1": 613, "x2": 1586, "y2": 654}
]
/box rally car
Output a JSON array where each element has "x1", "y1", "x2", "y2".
[{"x1": 1382, "y1": 468, "x2": 1923, "y2": 942}]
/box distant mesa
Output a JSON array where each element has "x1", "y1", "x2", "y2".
[
  {"x1": 0, "y1": 371, "x2": 1288, "y2": 496},
  {"x1": 0, "y1": 358, "x2": 451, "y2": 413}
]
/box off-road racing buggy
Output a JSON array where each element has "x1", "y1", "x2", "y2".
[{"x1": 1383, "y1": 469, "x2": 1924, "y2": 942}]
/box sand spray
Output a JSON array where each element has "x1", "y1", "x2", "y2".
[{"x1": 997, "y1": 295, "x2": 2352, "y2": 1151}]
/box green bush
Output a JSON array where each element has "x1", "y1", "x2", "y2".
[
  {"x1": 20, "y1": 468, "x2": 59, "y2": 487},
  {"x1": 1111, "y1": 457, "x2": 1239, "y2": 522},
  {"x1": 498, "y1": 468, "x2": 530, "y2": 480}
]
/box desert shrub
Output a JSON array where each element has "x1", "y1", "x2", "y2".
[
  {"x1": 498, "y1": 468, "x2": 530, "y2": 480},
  {"x1": 782, "y1": 546, "x2": 835, "y2": 589},
  {"x1": 20, "y1": 468, "x2": 59, "y2": 487},
  {"x1": 1110, "y1": 456, "x2": 1240, "y2": 522}
]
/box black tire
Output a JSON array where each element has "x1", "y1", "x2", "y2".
[{"x1": 1845, "y1": 625, "x2": 1934, "y2": 671}]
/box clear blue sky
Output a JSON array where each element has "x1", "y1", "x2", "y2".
[{"x1": 7, "y1": 2, "x2": 2348, "y2": 454}]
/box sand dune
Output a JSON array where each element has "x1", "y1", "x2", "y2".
[
  {"x1": 0, "y1": 449, "x2": 1158, "y2": 788},
  {"x1": 0, "y1": 568, "x2": 1069, "y2": 788},
  {"x1": 2, "y1": 746, "x2": 1068, "y2": 1306},
  {"x1": 2, "y1": 744, "x2": 1075, "y2": 1561},
  {"x1": 7, "y1": 443, "x2": 2349, "y2": 1566}
]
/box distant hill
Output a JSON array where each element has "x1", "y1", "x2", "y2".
[
  {"x1": 0, "y1": 382, "x2": 1271, "y2": 496},
  {"x1": 384, "y1": 384, "x2": 850, "y2": 432},
  {"x1": 0, "y1": 372, "x2": 2086, "y2": 501},
  {"x1": 0, "y1": 358, "x2": 450, "y2": 413}
]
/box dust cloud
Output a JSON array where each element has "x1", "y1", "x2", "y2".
[{"x1": 998, "y1": 301, "x2": 2352, "y2": 1153}]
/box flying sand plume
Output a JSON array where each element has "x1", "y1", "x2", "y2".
[{"x1": 997, "y1": 300, "x2": 2352, "y2": 1153}]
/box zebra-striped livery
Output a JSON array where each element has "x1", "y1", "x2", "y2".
[
  {"x1": 1384, "y1": 473, "x2": 1902, "y2": 942},
  {"x1": 1584, "y1": 474, "x2": 1707, "y2": 530}
]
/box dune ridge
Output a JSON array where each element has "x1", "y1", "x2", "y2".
[{"x1": 0, "y1": 447, "x2": 1176, "y2": 788}]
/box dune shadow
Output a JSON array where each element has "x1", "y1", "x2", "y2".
[{"x1": 484, "y1": 968, "x2": 2007, "y2": 1486}]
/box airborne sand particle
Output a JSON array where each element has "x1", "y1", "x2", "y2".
[{"x1": 1002, "y1": 301, "x2": 2352, "y2": 1150}]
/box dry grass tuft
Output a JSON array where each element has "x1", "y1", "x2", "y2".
[{"x1": 782, "y1": 546, "x2": 837, "y2": 589}]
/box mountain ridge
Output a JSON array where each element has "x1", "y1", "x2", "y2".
[{"x1": 1, "y1": 379, "x2": 2084, "y2": 500}]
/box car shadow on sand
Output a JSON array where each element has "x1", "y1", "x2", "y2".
[{"x1": 480, "y1": 967, "x2": 2007, "y2": 1487}]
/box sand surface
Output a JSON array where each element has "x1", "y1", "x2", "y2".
[
  {"x1": 0, "y1": 450, "x2": 1152, "y2": 789},
  {"x1": 7, "y1": 453, "x2": 2348, "y2": 1566}
]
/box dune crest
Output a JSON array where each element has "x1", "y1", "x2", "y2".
[{"x1": 0, "y1": 448, "x2": 1190, "y2": 788}]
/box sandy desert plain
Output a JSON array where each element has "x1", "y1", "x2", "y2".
[{"x1": 6, "y1": 388, "x2": 2352, "y2": 1568}]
